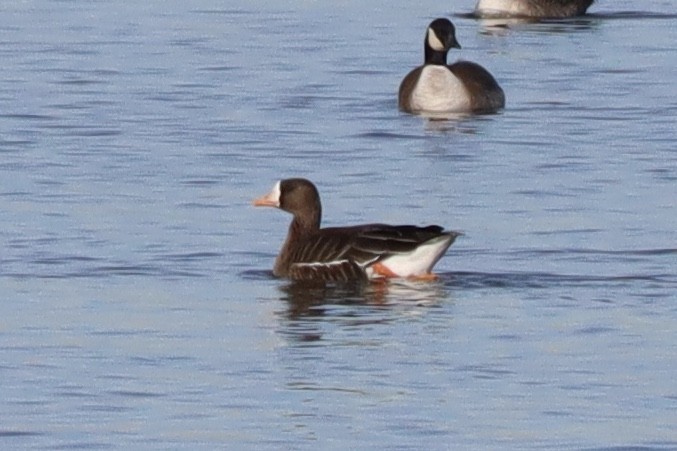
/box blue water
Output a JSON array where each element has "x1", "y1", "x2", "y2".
[{"x1": 1, "y1": 0, "x2": 676, "y2": 449}]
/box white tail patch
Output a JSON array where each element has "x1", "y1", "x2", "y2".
[{"x1": 365, "y1": 235, "x2": 453, "y2": 279}]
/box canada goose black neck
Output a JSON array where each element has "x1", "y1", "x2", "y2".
[{"x1": 424, "y1": 46, "x2": 448, "y2": 66}]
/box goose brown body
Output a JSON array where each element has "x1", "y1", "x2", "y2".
[{"x1": 254, "y1": 178, "x2": 460, "y2": 282}]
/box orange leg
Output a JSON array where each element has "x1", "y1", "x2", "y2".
[
  {"x1": 372, "y1": 263, "x2": 439, "y2": 282},
  {"x1": 371, "y1": 262, "x2": 399, "y2": 279}
]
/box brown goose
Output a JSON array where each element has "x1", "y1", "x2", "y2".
[
  {"x1": 475, "y1": 0, "x2": 595, "y2": 18},
  {"x1": 398, "y1": 18, "x2": 505, "y2": 114},
  {"x1": 253, "y1": 178, "x2": 461, "y2": 282}
]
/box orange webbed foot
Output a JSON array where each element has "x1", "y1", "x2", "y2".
[{"x1": 371, "y1": 262, "x2": 399, "y2": 279}]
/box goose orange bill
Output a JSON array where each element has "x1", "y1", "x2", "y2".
[{"x1": 252, "y1": 184, "x2": 280, "y2": 207}]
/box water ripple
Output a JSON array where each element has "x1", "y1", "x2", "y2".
[
  {"x1": 444, "y1": 271, "x2": 676, "y2": 290},
  {"x1": 0, "y1": 430, "x2": 43, "y2": 437},
  {"x1": 583, "y1": 446, "x2": 677, "y2": 451}
]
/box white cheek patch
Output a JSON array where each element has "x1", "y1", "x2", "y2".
[{"x1": 427, "y1": 28, "x2": 446, "y2": 51}]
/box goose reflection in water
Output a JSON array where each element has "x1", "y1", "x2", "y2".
[
  {"x1": 276, "y1": 280, "x2": 452, "y2": 343},
  {"x1": 277, "y1": 278, "x2": 450, "y2": 320}
]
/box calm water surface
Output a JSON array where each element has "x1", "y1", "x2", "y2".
[{"x1": 1, "y1": 0, "x2": 676, "y2": 449}]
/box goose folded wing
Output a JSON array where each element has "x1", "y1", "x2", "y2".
[
  {"x1": 343, "y1": 224, "x2": 447, "y2": 261},
  {"x1": 286, "y1": 225, "x2": 449, "y2": 282}
]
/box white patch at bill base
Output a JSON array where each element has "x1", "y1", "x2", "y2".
[{"x1": 268, "y1": 180, "x2": 281, "y2": 206}]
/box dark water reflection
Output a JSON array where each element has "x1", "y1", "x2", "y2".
[{"x1": 279, "y1": 279, "x2": 448, "y2": 313}]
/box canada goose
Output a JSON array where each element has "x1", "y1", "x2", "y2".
[{"x1": 399, "y1": 18, "x2": 505, "y2": 114}]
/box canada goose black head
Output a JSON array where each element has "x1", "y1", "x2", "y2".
[{"x1": 424, "y1": 18, "x2": 462, "y2": 65}]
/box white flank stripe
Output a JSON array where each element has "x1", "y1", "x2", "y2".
[{"x1": 293, "y1": 260, "x2": 350, "y2": 269}]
